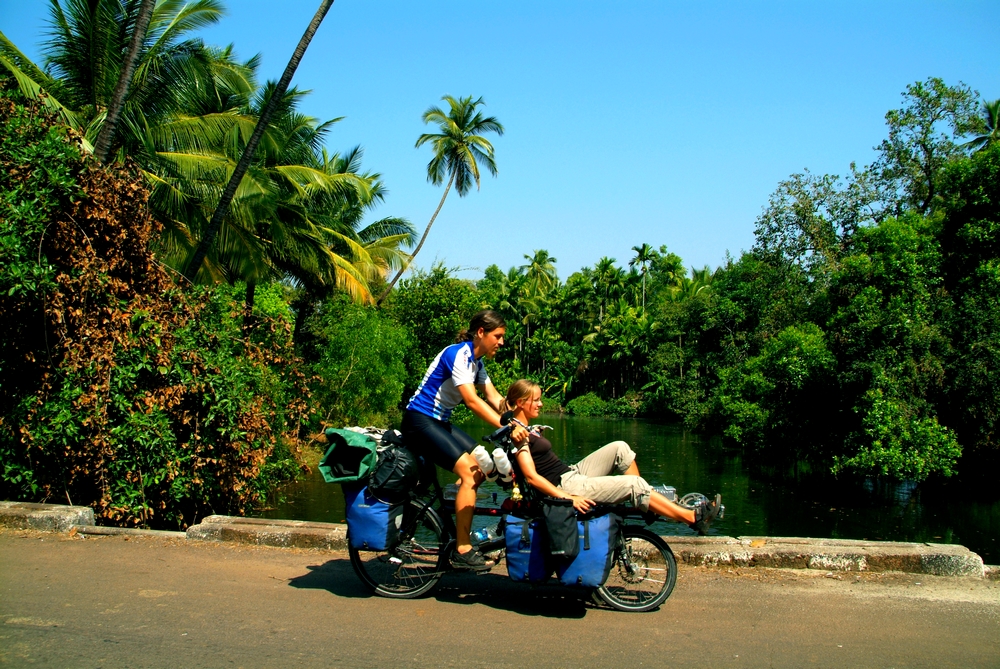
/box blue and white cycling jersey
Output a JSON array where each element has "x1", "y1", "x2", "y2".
[{"x1": 407, "y1": 341, "x2": 490, "y2": 421}]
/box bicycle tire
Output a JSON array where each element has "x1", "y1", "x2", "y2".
[
  {"x1": 348, "y1": 500, "x2": 447, "y2": 599},
  {"x1": 596, "y1": 525, "x2": 677, "y2": 612}
]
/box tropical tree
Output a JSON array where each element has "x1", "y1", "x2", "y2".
[
  {"x1": 185, "y1": 0, "x2": 336, "y2": 282},
  {"x1": 151, "y1": 83, "x2": 410, "y2": 313},
  {"x1": 376, "y1": 94, "x2": 503, "y2": 304},
  {"x1": 963, "y1": 98, "x2": 1000, "y2": 153},
  {"x1": 1, "y1": 0, "x2": 231, "y2": 157},
  {"x1": 629, "y1": 243, "x2": 655, "y2": 310},
  {"x1": 520, "y1": 249, "x2": 559, "y2": 296},
  {"x1": 669, "y1": 266, "x2": 716, "y2": 301},
  {"x1": 874, "y1": 78, "x2": 981, "y2": 215},
  {"x1": 592, "y1": 257, "x2": 619, "y2": 321},
  {"x1": 93, "y1": 0, "x2": 157, "y2": 162}
]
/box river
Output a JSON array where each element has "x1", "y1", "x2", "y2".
[{"x1": 259, "y1": 415, "x2": 999, "y2": 563}]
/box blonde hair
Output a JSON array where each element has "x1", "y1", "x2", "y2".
[{"x1": 501, "y1": 379, "x2": 541, "y2": 414}]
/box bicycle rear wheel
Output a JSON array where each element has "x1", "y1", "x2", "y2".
[
  {"x1": 348, "y1": 500, "x2": 447, "y2": 599},
  {"x1": 596, "y1": 525, "x2": 676, "y2": 612}
]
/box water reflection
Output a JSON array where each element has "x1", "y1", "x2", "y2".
[{"x1": 259, "y1": 415, "x2": 999, "y2": 563}]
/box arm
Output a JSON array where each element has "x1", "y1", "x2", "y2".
[
  {"x1": 480, "y1": 379, "x2": 504, "y2": 414},
  {"x1": 514, "y1": 448, "x2": 594, "y2": 514},
  {"x1": 458, "y1": 383, "x2": 503, "y2": 427}
]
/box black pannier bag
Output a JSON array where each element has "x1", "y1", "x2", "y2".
[
  {"x1": 541, "y1": 496, "x2": 580, "y2": 559},
  {"x1": 367, "y1": 429, "x2": 421, "y2": 503}
]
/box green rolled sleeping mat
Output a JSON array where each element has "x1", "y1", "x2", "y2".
[{"x1": 318, "y1": 428, "x2": 378, "y2": 484}]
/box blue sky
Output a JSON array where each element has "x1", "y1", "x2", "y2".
[{"x1": 3, "y1": 1, "x2": 999, "y2": 281}]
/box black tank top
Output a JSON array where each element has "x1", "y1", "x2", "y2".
[{"x1": 526, "y1": 433, "x2": 571, "y2": 487}]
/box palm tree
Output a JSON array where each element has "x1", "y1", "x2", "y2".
[
  {"x1": 152, "y1": 83, "x2": 407, "y2": 305},
  {"x1": 520, "y1": 249, "x2": 559, "y2": 296},
  {"x1": 629, "y1": 243, "x2": 655, "y2": 311},
  {"x1": 592, "y1": 257, "x2": 621, "y2": 321},
  {"x1": 93, "y1": 0, "x2": 156, "y2": 162},
  {"x1": 669, "y1": 265, "x2": 716, "y2": 301},
  {"x1": 376, "y1": 94, "x2": 503, "y2": 305},
  {"x1": 963, "y1": 99, "x2": 1000, "y2": 153},
  {"x1": 1, "y1": 0, "x2": 229, "y2": 155},
  {"x1": 185, "y1": 0, "x2": 336, "y2": 282}
]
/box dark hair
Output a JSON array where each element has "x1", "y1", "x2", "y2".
[{"x1": 456, "y1": 310, "x2": 506, "y2": 343}]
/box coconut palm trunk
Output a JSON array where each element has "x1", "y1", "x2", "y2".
[
  {"x1": 376, "y1": 172, "x2": 453, "y2": 304},
  {"x1": 92, "y1": 0, "x2": 156, "y2": 163},
  {"x1": 184, "y1": 0, "x2": 336, "y2": 283}
]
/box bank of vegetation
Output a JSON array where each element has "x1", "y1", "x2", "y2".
[{"x1": 1, "y1": 2, "x2": 998, "y2": 528}]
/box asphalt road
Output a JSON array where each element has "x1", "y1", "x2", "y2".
[{"x1": 1, "y1": 530, "x2": 998, "y2": 669}]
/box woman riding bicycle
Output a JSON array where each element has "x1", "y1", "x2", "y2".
[
  {"x1": 401, "y1": 310, "x2": 528, "y2": 571},
  {"x1": 501, "y1": 379, "x2": 722, "y2": 533}
]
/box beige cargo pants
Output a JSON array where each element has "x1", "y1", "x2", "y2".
[{"x1": 557, "y1": 441, "x2": 653, "y2": 511}]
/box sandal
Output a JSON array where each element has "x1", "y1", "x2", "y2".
[
  {"x1": 691, "y1": 494, "x2": 723, "y2": 535},
  {"x1": 449, "y1": 547, "x2": 494, "y2": 571}
]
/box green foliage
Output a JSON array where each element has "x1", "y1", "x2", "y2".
[
  {"x1": 565, "y1": 392, "x2": 640, "y2": 418},
  {"x1": 304, "y1": 296, "x2": 413, "y2": 428},
  {"x1": 833, "y1": 388, "x2": 961, "y2": 479},
  {"x1": 936, "y1": 143, "x2": 1000, "y2": 462},
  {"x1": 385, "y1": 263, "x2": 485, "y2": 383},
  {"x1": 565, "y1": 393, "x2": 609, "y2": 417},
  {"x1": 713, "y1": 324, "x2": 836, "y2": 453},
  {"x1": 0, "y1": 87, "x2": 308, "y2": 527}
]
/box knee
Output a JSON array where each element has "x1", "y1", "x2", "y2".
[
  {"x1": 453, "y1": 457, "x2": 483, "y2": 488},
  {"x1": 611, "y1": 441, "x2": 636, "y2": 469}
]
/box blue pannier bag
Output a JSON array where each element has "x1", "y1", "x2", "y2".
[
  {"x1": 555, "y1": 512, "x2": 620, "y2": 588},
  {"x1": 345, "y1": 485, "x2": 403, "y2": 551},
  {"x1": 504, "y1": 515, "x2": 551, "y2": 584}
]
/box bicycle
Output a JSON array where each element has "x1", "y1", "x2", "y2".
[{"x1": 347, "y1": 420, "x2": 679, "y2": 612}]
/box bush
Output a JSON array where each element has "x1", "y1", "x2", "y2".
[
  {"x1": 565, "y1": 393, "x2": 609, "y2": 417},
  {"x1": 0, "y1": 85, "x2": 308, "y2": 528},
  {"x1": 304, "y1": 295, "x2": 413, "y2": 428},
  {"x1": 385, "y1": 263, "x2": 485, "y2": 387}
]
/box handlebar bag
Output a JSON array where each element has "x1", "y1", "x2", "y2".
[
  {"x1": 555, "y1": 512, "x2": 620, "y2": 588},
  {"x1": 345, "y1": 485, "x2": 403, "y2": 551},
  {"x1": 503, "y1": 515, "x2": 551, "y2": 584}
]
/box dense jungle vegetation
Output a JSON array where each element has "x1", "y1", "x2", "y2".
[{"x1": 2, "y1": 2, "x2": 998, "y2": 528}]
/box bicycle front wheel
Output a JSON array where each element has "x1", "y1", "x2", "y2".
[
  {"x1": 596, "y1": 525, "x2": 677, "y2": 612},
  {"x1": 348, "y1": 500, "x2": 447, "y2": 599}
]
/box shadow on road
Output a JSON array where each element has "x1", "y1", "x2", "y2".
[
  {"x1": 289, "y1": 559, "x2": 593, "y2": 618},
  {"x1": 288, "y1": 559, "x2": 373, "y2": 598}
]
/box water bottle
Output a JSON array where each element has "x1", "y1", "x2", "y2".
[
  {"x1": 471, "y1": 525, "x2": 498, "y2": 544},
  {"x1": 471, "y1": 445, "x2": 497, "y2": 481},
  {"x1": 492, "y1": 448, "x2": 513, "y2": 483}
]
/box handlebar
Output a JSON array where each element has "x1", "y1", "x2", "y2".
[{"x1": 482, "y1": 423, "x2": 513, "y2": 444}]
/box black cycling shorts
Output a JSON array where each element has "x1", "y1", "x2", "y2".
[{"x1": 401, "y1": 409, "x2": 477, "y2": 472}]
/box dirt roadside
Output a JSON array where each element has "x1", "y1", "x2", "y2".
[{"x1": 2, "y1": 529, "x2": 998, "y2": 668}]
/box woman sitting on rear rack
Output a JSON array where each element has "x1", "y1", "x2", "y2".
[{"x1": 501, "y1": 379, "x2": 723, "y2": 534}]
